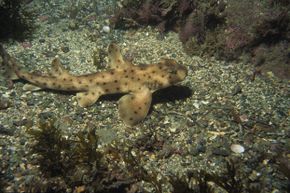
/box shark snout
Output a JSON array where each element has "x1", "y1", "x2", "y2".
[{"x1": 176, "y1": 64, "x2": 187, "y2": 81}]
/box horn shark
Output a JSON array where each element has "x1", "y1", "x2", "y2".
[{"x1": 0, "y1": 43, "x2": 187, "y2": 126}]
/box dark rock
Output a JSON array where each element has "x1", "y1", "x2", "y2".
[
  {"x1": 212, "y1": 148, "x2": 230, "y2": 156},
  {"x1": 39, "y1": 38, "x2": 45, "y2": 43},
  {"x1": 61, "y1": 46, "x2": 70, "y2": 53},
  {"x1": 13, "y1": 119, "x2": 29, "y2": 127},
  {"x1": 0, "y1": 97, "x2": 11, "y2": 110},
  {"x1": 0, "y1": 124, "x2": 15, "y2": 135}
]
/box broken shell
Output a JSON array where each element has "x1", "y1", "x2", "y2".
[
  {"x1": 102, "y1": 25, "x2": 110, "y2": 33},
  {"x1": 230, "y1": 144, "x2": 245, "y2": 153}
]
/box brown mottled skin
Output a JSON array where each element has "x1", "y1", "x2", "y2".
[{"x1": 2, "y1": 43, "x2": 187, "y2": 125}]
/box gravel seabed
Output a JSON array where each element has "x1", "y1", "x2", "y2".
[{"x1": 0, "y1": 1, "x2": 289, "y2": 192}]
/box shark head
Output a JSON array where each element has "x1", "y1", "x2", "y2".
[{"x1": 157, "y1": 59, "x2": 187, "y2": 86}]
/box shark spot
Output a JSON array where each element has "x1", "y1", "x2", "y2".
[
  {"x1": 110, "y1": 71, "x2": 114, "y2": 75},
  {"x1": 152, "y1": 70, "x2": 156, "y2": 74},
  {"x1": 102, "y1": 75, "x2": 105, "y2": 78},
  {"x1": 70, "y1": 78, "x2": 73, "y2": 81},
  {"x1": 89, "y1": 79, "x2": 93, "y2": 83},
  {"x1": 124, "y1": 82, "x2": 128, "y2": 86},
  {"x1": 114, "y1": 80, "x2": 118, "y2": 83},
  {"x1": 125, "y1": 75, "x2": 129, "y2": 78},
  {"x1": 129, "y1": 117, "x2": 133, "y2": 121},
  {"x1": 78, "y1": 81, "x2": 82, "y2": 84},
  {"x1": 63, "y1": 78, "x2": 67, "y2": 81},
  {"x1": 138, "y1": 106, "x2": 142, "y2": 110},
  {"x1": 158, "y1": 66, "x2": 162, "y2": 70},
  {"x1": 134, "y1": 111, "x2": 138, "y2": 114},
  {"x1": 102, "y1": 82, "x2": 106, "y2": 85},
  {"x1": 117, "y1": 59, "x2": 121, "y2": 63},
  {"x1": 124, "y1": 69, "x2": 127, "y2": 73},
  {"x1": 137, "y1": 78, "x2": 141, "y2": 81},
  {"x1": 52, "y1": 82, "x2": 56, "y2": 86},
  {"x1": 116, "y1": 87, "x2": 120, "y2": 91},
  {"x1": 148, "y1": 75, "x2": 152, "y2": 79},
  {"x1": 91, "y1": 92, "x2": 95, "y2": 95},
  {"x1": 130, "y1": 69, "x2": 134, "y2": 73},
  {"x1": 105, "y1": 88, "x2": 109, "y2": 92},
  {"x1": 161, "y1": 74, "x2": 165, "y2": 78}
]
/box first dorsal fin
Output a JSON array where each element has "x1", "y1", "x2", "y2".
[
  {"x1": 50, "y1": 56, "x2": 71, "y2": 77},
  {"x1": 107, "y1": 43, "x2": 133, "y2": 69}
]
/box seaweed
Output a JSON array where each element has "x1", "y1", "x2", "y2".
[
  {"x1": 110, "y1": 0, "x2": 197, "y2": 32},
  {"x1": 107, "y1": 145, "x2": 164, "y2": 193},
  {"x1": 108, "y1": 141, "x2": 245, "y2": 193},
  {"x1": 112, "y1": 0, "x2": 290, "y2": 79},
  {"x1": 0, "y1": 0, "x2": 35, "y2": 40},
  {"x1": 27, "y1": 117, "x2": 69, "y2": 177},
  {"x1": 0, "y1": 171, "x2": 5, "y2": 193},
  {"x1": 26, "y1": 114, "x2": 134, "y2": 192}
]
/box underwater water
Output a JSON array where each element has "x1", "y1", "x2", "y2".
[{"x1": 0, "y1": 0, "x2": 289, "y2": 192}]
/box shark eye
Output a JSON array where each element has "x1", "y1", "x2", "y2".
[{"x1": 168, "y1": 69, "x2": 177, "y2": 74}]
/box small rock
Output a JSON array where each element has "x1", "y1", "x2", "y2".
[
  {"x1": 0, "y1": 97, "x2": 11, "y2": 110},
  {"x1": 0, "y1": 125, "x2": 15, "y2": 135},
  {"x1": 102, "y1": 25, "x2": 110, "y2": 33},
  {"x1": 61, "y1": 46, "x2": 70, "y2": 53},
  {"x1": 39, "y1": 38, "x2": 45, "y2": 43},
  {"x1": 13, "y1": 119, "x2": 29, "y2": 127},
  {"x1": 230, "y1": 144, "x2": 245, "y2": 154},
  {"x1": 68, "y1": 20, "x2": 79, "y2": 30},
  {"x1": 232, "y1": 84, "x2": 242, "y2": 96},
  {"x1": 212, "y1": 148, "x2": 230, "y2": 156}
]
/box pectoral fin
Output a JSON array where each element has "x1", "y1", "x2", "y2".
[
  {"x1": 118, "y1": 88, "x2": 152, "y2": 126},
  {"x1": 76, "y1": 87, "x2": 104, "y2": 107},
  {"x1": 23, "y1": 83, "x2": 42, "y2": 91}
]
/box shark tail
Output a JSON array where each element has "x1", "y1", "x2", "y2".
[{"x1": 0, "y1": 44, "x2": 19, "y2": 81}]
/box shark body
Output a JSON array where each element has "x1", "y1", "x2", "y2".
[{"x1": 0, "y1": 43, "x2": 187, "y2": 125}]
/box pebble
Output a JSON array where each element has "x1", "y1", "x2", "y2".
[
  {"x1": 230, "y1": 144, "x2": 245, "y2": 154},
  {"x1": 0, "y1": 97, "x2": 11, "y2": 110},
  {"x1": 0, "y1": 125, "x2": 15, "y2": 136},
  {"x1": 102, "y1": 25, "x2": 110, "y2": 33},
  {"x1": 61, "y1": 46, "x2": 70, "y2": 53},
  {"x1": 212, "y1": 148, "x2": 230, "y2": 156}
]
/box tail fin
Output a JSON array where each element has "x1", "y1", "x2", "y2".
[{"x1": 0, "y1": 44, "x2": 19, "y2": 81}]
